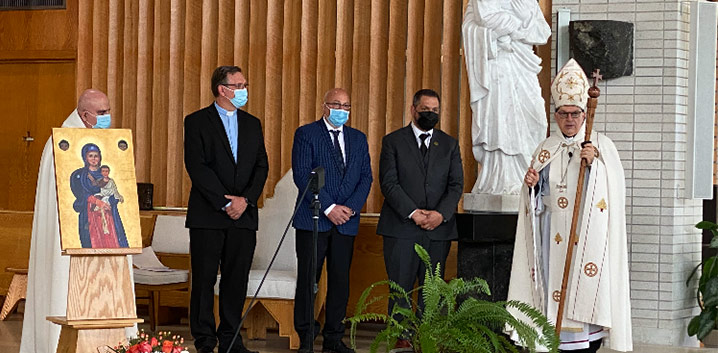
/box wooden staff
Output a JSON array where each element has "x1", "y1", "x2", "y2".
[{"x1": 554, "y1": 69, "x2": 602, "y2": 336}]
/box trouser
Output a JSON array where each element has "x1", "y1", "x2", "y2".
[
  {"x1": 382, "y1": 234, "x2": 451, "y2": 322},
  {"x1": 189, "y1": 227, "x2": 256, "y2": 351},
  {"x1": 294, "y1": 227, "x2": 356, "y2": 345}
]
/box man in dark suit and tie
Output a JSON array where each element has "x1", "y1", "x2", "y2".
[
  {"x1": 184, "y1": 65, "x2": 268, "y2": 353},
  {"x1": 291, "y1": 88, "x2": 373, "y2": 353},
  {"x1": 377, "y1": 89, "x2": 464, "y2": 349}
]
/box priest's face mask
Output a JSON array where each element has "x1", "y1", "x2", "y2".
[{"x1": 555, "y1": 105, "x2": 585, "y2": 137}]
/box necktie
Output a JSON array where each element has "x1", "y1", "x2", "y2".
[
  {"x1": 331, "y1": 130, "x2": 345, "y2": 171},
  {"x1": 419, "y1": 133, "x2": 430, "y2": 156}
]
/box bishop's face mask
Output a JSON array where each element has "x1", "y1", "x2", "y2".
[{"x1": 417, "y1": 111, "x2": 439, "y2": 131}]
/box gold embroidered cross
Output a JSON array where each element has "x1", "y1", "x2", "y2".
[{"x1": 596, "y1": 198, "x2": 607, "y2": 212}]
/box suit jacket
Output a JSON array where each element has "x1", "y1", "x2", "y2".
[
  {"x1": 184, "y1": 103, "x2": 269, "y2": 230},
  {"x1": 291, "y1": 119, "x2": 373, "y2": 236},
  {"x1": 377, "y1": 124, "x2": 463, "y2": 241}
]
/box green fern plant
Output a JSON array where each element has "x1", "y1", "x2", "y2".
[
  {"x1": 687, "y1": 220, "x2": 718, "y2": 341},
  {"x1": 347, "y1": 244, "x2": 559, "y2": 353}
]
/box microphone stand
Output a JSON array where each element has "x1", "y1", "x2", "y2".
[
  {"x1": 308, "y1": 189, "x2": 321, "y2": 353},
  {"x1": 225, "y1": 167, "x2": 324, "y2": 353}
]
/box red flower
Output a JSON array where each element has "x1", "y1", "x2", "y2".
[
  {"x1": 151, "y1": 337, "x2": 159, "y2": 347},
  {"x1": 127, "y1": 344, "x2": 141, "y2": 353},
  {"x1": 162, "y1": 340, "x2": 174, "y2": 353},
  {"x1": 138, "y1": 341, "x2": 152, "y2": 352},
  {"x1": 171, "y1": 346, "x2": 183, "y2": 353}
]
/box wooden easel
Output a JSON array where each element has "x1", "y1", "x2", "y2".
[{"x1": 48, "y1": 252, "x2": 142, "y2": 353}]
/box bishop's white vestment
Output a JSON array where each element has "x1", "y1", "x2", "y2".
[
  {"x1": 507, "y1": 125, "x2": 632, "y2": 352},
  {"x1": 20, "y1": 110, "x2": 136, "y2": 353}
]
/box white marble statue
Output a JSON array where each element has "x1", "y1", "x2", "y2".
[{"x1": 462, "y1": 0, "x2": 551, "y2": 197}]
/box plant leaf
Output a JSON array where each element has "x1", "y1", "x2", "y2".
[
  {"x1": 696, "y1": 221, "x2": 718, "y2": 230},
  {"x1": 697, "y1": 308, "x2": 718, "y2": 341},
  {"x1": 688, "y1": 316, "x2": 701, "y2": 336},
  {"x1": 703, "y1": 277, "x2": 718, "y2": 307}
]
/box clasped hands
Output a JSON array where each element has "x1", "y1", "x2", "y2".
[
  {"x1": 224, "y1": 195, "x2": 248, "y2": 220},
  {"x1": 327, "y1": 205, "x2": 354, "y2": 226},
  {"x1": 411, "y1": 209, "x2": 443, "y2": 231}
]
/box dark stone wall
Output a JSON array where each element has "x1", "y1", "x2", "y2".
[{"x1": 569, "y1": 20, "x2": 634, "y2": 80}]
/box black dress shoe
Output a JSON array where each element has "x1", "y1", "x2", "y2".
[
  {"x1": 322, "y1": 340, "x2": 355, "y2": 353},
  {"x1": 218, "y1": 345, "x2": 258, "y2": 353},
  {"x1": 197, "y1": 347, "x2": 215, "y2": 353}
]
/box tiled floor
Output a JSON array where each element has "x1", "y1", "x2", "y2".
[{"x1": 0, "y1": 302, "x2": 383, "y2": 353}]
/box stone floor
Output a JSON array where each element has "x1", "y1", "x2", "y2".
[
  {"x1": 2, "y1": 302, "x2": 717, "y2": 352},
  {"x1": 0, "y1": 303, "x2": 380, "y2": 353}
]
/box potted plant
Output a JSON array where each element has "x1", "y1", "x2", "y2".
[
  {"x1": 347, "y1": 244, "x2": 558, "y2": 353},
  {"x1": 687, "y1": 221, "x2": 718, "y2": 346}
]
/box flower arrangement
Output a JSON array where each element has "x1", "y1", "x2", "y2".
[{"x1": 102, "y1": 331, "x2": 189, "y2": 353}]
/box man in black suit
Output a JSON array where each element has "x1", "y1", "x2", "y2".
[
  {"x1": 184, "y1": 65, "x2": 268, "y2": 353},
  {"x1": 377, "y1": 89, "x2": 463, "y2": 349}
]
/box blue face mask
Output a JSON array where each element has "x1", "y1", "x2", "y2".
[
  {"x1": 93, "y1": 114, "x2": 111, "y2": 129},
  {"x1": 230, "y1": 88, "x2": 248, "y2": 108},
  {"x1": 327, "y1": 108, "x2": 349, "y2": 127}
]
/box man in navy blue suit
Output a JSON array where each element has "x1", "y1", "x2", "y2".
[{"x1": 291, "y1": 88, "x2": 373, "y2": 353}]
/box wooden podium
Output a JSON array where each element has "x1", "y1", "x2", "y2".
[{"x1": 48, "y1": 254, "x2": 142, "y2": 353}]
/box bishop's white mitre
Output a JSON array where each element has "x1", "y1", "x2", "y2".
[{"x1": 551, "y1": 58, "x2": 590, "y2": 110}]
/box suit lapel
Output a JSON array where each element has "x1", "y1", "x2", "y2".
[
  {"x1": 207, "y1": 104, "x2": 236, "y2": 164},
  {"x1": 343, "y1": 127, "x2": 351, "y2": 169},
  {"x1": 401, "y1": 125, "x2": 427, "y2": 176},
  {"x1": 317, "y1": 119, "x2": 345, "y2": 174}
]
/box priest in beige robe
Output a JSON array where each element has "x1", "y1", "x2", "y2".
[
  {"x1": 20, "y1": 89, "x2": 136, "y2": 353},
  {"x1": 507, "y1": 59, "x2": 632, "y2": 352}
]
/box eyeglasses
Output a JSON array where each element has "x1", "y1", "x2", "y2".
[
  {"x1": 556, "y1": 111, "x2": 583, "y2": 119},
  {"x1": 325, "y1": 102, "x2": 351, "y2": 110},
  {"x1": 223, "y1": 82, "x2": 249, "y2": 90}
]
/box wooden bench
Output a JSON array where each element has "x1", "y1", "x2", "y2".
[{"x1": 0, "y1": 267, "x2": 28, "y2": 320}]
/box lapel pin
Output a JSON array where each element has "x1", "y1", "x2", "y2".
[{"x1": 433, "y1": 141, "x2": 438, "y2": 146}]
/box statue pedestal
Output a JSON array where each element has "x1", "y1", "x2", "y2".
[
  {"x1": 462, "y1": 193, "x2": 520, "y2": 213},
  {"x1": 456, "y1": 211, "x2": 518, "y2": 302}
]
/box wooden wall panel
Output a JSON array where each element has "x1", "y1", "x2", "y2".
[
  {"x1": 281, "y1": 1, "x2": 302, "y2": 177},
  {"x1": 367, "y1": 0, "x2": 390, "y2": 212},
  {"x1": 440, "y1": 0, "x2": 462, "y2": 137},
  {"x1": 0, "y1": 0, "x2": 78, "y2": 211},
  {"x1": 335, "y1": 0, "x2": 354, "y2": 90},
  {"x1": 247, "y1": 0, "x2": 268, "y2": 128},
  {"x1": 315, "y1": 0, "x2": 337, "y2": 120},
  {"x1": 217, "y1": 0, "x2": 235, "y2": 65},
  {"x1": 72, "y1": 0, "x2": 510, "y2": 213},
  {"x1": 299, "y1": 0, "x2": 319, "y2": 128},
  {"x1": 150, "y1": 0, "x2": 171, "y2": 205},
  {"x1": 265, "y1": 2, "x2": 285, "y2": 199},
  {"x1": 166, "y1": 0, "x2": 186, "y2": 206},
  {"x1": 385, "y1": 0, "x2": 409, "y2": 133},
  {"x1": 234, "y1": 2, "x2": 250, "y2": 72},
  {"x1": 134, "y1": 0, "x2": 154, "y2": 184}
]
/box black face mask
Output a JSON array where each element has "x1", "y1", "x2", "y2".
[{"x1": 417, "y1": 111, "x2": 439, "y2": 131}]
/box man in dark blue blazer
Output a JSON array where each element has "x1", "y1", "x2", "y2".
[
  {"x1": 291, "y1": 88, "x2": 373, "y2": 353},
  {"x1": 184, "y1": 66, "x2": 268, "y2": 353},
  {"x1": 377, "y1": 89, "x2": 464, "y2": 350}
]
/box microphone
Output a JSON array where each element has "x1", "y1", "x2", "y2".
[{"x1": 310, "y1": 166, "x2": 325, "y2": 194}]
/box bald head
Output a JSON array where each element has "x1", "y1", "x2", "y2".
[{"x1": 77, "y1": 89, "x2": 110, "y2": 128}]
